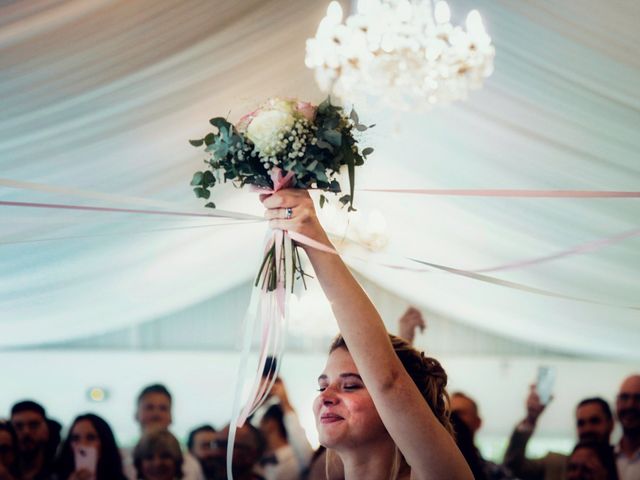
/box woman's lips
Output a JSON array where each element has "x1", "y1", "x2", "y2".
[{"x1": 320, "y1": 413, "x2": 344, "y2": 424}]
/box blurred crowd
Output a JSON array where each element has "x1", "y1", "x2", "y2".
[{"x1": 1, "y1": 309, "x2": 638, "y2": 480}]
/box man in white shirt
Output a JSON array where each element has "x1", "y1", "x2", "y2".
[
  {"x1": 123, "y1": 383, "x2": 205, "y2": 480},
  {"x1": 615, "y1": 375, "x2": 640, "y2": 480}
]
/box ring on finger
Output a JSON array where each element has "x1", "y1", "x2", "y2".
[{"x1": 284, "y1": 207, "x2": 293, "y2": 220}]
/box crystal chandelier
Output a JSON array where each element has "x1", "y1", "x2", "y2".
[{"x1": 305, "y1": 0, "x2": 495, "y2": 110}]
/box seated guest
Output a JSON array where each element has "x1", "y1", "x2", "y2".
[
  {"x1": 0, "y1": 421, "x2": 18, "y2": 480},
  {"x1": 504, "y1": 388, "x2": 614, "y2": 480},
  {"x1": 615, "y1": 375, "x2": 640, "y2": 480},
  {"x1": 187, "y1": 425, "x2": 220, "y2": 480},
  {"x1": 133, "y1": 430, "x2": 183, "y2": 480},
  {"x1": 451, "y1": 394, "x2": 515, "y2": 480},
  {"x1": 451, "y1": 411, "x2": 488, "y2": 480},
  {"x1": 258, "y1": 404, "x2": 299, "y2": 480},
  {"x1": 250, "y1": 363, "x2": 313, "y2": 476},
  {"x1": 566, "y1": 441, "x2": 619, "y2": 480},
  {"x1": 54, "y1": 413, "x2": 126, "y2": 480},
  {"x1": 124, "y1": 384, "x2": 204, "y2": 480},
  {"x1": 10, "y1": 400, "x2": 58, "y2": 480},
  {"x1": 216, "y1": 423, "x2": 265, "y2": 480}
]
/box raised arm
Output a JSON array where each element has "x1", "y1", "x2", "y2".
[{"x1": 263, "y1": 190, "x2": 472, "y2": 480}]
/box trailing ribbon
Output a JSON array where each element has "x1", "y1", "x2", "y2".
[
  {"x1": 408, "y1": 257, "x2": 640, "y2": 311},
  {"x1": 0, "y1": 220, "x2": 262, "y2": 246},
  {"x1": 0, "y1": 177, "x2": 192, "y2": 208},
  {"x1": 227, "y1": 168, "x2": 295, "y2": 480},
  {"x1": 0, "y1": 200, "x2": 262, "y2": 221},
  {"x1": 360, "y1": 188, "x2": 640, "y2": 198},
  {"x1": 471, "y1": 228, "x2": 640, "y2": 273}
]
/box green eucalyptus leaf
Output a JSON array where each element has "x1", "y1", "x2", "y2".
[
  {"x1": 356, "y1": 124, "x2": 368, "y2": 132},
  {"x1": 190, "y1": 171, "x2": 204, "y2": 186},
  {"x1": 204, "y1": 133, "x2": 216, "y2": 146},
  {"x1": 324, "y1": 116, "x2": 340, "y2": 130},
  {"x1": 315, "y1": 170, "x2": 329, "y2": 182},
  {"x1": 362, "y1": 147, "x2": 374, "y2": 156},
  {"x1": 319, "y1": 194, "x2": 327, "y2": 208},
  {"x1": 350, "y1": 109, "x2": 359, "y2": 125},
  {"x1": 205, "y1": 202, "x2": 216, "y2": 209},
  {"x1": 318, "y1": 97, "x2": 331, "y2": 113},
  {"x1": 210, "y1": 117, "x2": 230, "y2": 129},
  {"x1": 339, "y1": 194, "x2": 351, "y2": 205},
  {"x1": 316, "y1": 139, "x2": 334, "y2": 151},
  {"x1": 324, "y1": 130, "x2": 342, "y2": 146},
  {"x1": 189, "y1": 138, "x2": 204, "y2": 147},
  {"x1": 193, "y1": 187, "x2": 211, "y2": 199},
  {"x1": 202, "y1": 170, "x2": 216, "y2": 187}
]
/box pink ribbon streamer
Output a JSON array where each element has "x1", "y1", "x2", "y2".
[
  {"x1": 360, "y1": 188, "x2": 640, "y2": 198},
  {"x1": 472, "y1": 228, "x2": 640, "y2": 273},
  {"x1": 0, "y1": 200, "x2": 261, "y2": 220},
  {"x1": 407, "y1": 257, "x2": 640, "y2": 311},
  {"x1": 228, "y1": 168, "x2": 297, "y2": 479}
]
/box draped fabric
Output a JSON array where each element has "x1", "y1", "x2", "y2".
[{"x1": 1, "y1": 0, "x2": 638, "y2": 358}]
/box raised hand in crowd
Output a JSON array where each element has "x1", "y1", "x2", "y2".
[
  {"x1": 522, "y1": 384, "x2": 550, "y2": 430},
  {"x1": 397, "y1": 307, "x2": 426, "y2": 345}
]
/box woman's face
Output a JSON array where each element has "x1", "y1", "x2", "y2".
[
  {"x1": 313, "y1": 347, "x2": 388, "y2": 449},
  {"x1": 70, "y1": 419, "x2": 101, "y2": 457},
  {"x1": 566, "y1": 447, "x2": 608, "y2": 480},
  {"x1": 140, "y1": 451, "x2": 178, "y2": 480},
  {"x1": 0, "y1": 430, "x2": 15, "y2": 468}
]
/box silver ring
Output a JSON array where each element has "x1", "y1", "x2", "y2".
[{"x1": 285, "y1": 207, "x2": 293, "y2": 220}]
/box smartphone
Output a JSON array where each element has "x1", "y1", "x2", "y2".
[
  {"x1": 536, "y1": 365, "x2": 556, "y2": 405},
  {"x1": 74, "y1": 445, "x2": 97, "y2": 474}
]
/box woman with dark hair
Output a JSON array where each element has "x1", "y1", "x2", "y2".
[
  {"x1": 133, "y1": 430, "x2": 183, "y2": 480},
  {"x1": 566, "y1": 441, "x2": 619, "y2": 480},
  {"x1": 55, "y1": 413, "x2": 126, "y2": 480},
  {"x1": 261, "y1": 190, "x2": 471, "y2": 480},
  {"x1": 0, "y1": 421, "x2": 18, "y2": 480}
]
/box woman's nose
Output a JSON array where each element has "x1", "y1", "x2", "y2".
[{"x1": 320, "y1": 387, "x2": 339, "y2": 405}]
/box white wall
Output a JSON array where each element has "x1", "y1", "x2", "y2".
[{"x1": 1, "y1": 350, "x2": 636, "y2": 461}]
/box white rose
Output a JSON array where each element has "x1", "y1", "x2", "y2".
[{"x1": 246, "y1": 108, "x2": 295, "y2": 155}]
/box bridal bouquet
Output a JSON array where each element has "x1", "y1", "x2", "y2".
[{"x1": 190, "y1": 97, "x2": 373, "y2": 293}]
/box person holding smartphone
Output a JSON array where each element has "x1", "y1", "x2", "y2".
[
  {"x1": 54, "y1": 414, "x2": 127, "y2": 480},
  {"x1": 504, "y1": 385, "x2": 614, "y2": 480}
]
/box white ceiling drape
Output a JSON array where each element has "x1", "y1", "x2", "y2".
[{"x1": 1, "y1": 0, "x2": 638, "y2": 358}]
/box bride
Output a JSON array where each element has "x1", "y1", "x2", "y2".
[{"x1": 261, "y1": 189, "x2": 472, "y2": 480}]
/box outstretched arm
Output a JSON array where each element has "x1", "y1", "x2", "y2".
[{"x1": 263, "y1": 190, "x2": 472, "y2": 480}]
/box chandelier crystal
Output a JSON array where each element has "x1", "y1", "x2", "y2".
[{"x1": 305, "y1": 0, "x2": 495, "y2": 110}]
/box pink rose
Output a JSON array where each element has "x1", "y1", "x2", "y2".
[{"x1": 296, "y1": 101, "x2": 317, "y2": 121}]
